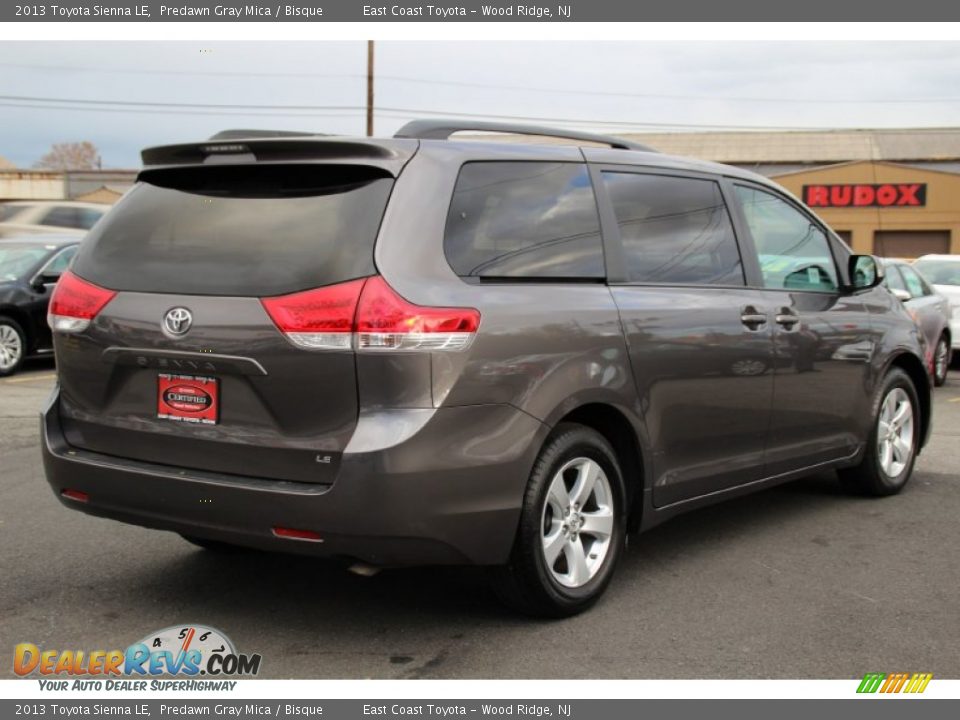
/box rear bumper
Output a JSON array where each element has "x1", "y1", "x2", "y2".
[
  {"x1": 951, "y1": 317, "x2": 960, "y2": 350},
  {"x1": 41, "y1": 386, "x2": 547, "y2": 566}
]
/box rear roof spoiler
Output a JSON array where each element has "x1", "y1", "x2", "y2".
[
  {"x1": 394, "y1": 119, "x2": 656, "y2": 152},
  {"x1": 139, "y1": 135, "x2": 417, "y2": 175}
]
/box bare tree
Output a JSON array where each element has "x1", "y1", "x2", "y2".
[{"x1": 35, "y1": 141, "x2": 101, "y2": 171}]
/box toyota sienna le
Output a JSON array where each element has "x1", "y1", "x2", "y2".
[{"x1": 42, "y1": 121, "x2": 932, "y2": 616}]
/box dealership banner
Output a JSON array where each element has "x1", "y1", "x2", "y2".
[
  {"x1": 2, "y1": 698, "x2": 960, "y2": 718},
  {"x1": 4, "y1": 0, "x2": 960, "y2": 22},
  {"x1": 804, "y1": 183, "x2": 928, "y2": 208}
]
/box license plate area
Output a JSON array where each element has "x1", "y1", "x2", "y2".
[{"x1": 157, "y1": 374, "x2": 219, "y2": 425}]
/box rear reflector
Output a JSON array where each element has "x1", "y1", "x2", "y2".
[
  {"x1": 61, "y1": 489, "x2": 89, "y2": 503},
  {"x1": 272, "y1": 527, "x2": 324, "y2": 542},
  {"x1": 48, "y1": 270, "x2": 117, "y2": 333},
  {"x1": 261, "y1": 276, "x2": 480, "y2": 352}
]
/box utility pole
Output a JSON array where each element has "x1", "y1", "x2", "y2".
[{"x1": 366, "y1": 40, "x2": 374, "y2": 137}]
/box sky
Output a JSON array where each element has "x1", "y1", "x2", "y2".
[{"x1": 2, "y1": 41, "x2": 960, "y2": 168}]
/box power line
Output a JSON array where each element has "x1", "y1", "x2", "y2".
[
  {"x1": 3, "y1": 60, "x2": 960, "y2": 105},
  {"x1": 375, "y1": 75, "x2": 960, "y2": 105},
  {"x1": 0, "y1": 93, "x2": 854, "y2": 131},
  {"x1": 0, "y1": 61, "x2": 359, "y2": 80}
]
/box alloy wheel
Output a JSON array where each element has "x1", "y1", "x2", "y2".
[
  {"x1": 540, "y1": 457, "x2": 615, "y2": 589},
  {"x1": 877, "y1": 387, "x2": 914, "y2": 478},
  {"x1": 0, "y1": 324, "x2": 23, "y2": 372}
]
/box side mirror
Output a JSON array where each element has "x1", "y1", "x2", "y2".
[
  {"x1": 31, "y1": 271, "x2": 61, "y2": 292},
  {"x1": 847, "y1": 255, "x2": 883, "y2": 292},
  {"x1": 891, "y1": 288, "x2": 912, "y2": 302}
]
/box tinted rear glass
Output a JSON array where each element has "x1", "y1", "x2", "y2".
[
  {"x1": 603, "y1": 172, "x2": 744, "y2": 286},
  {"x1": 444, "y1": 162, "x2": 604, "y2": 280},
  {"x1": 73, "y1": 164, "x2": 393, "y2": 296}
]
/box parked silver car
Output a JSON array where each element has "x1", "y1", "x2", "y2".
[
  {"x1": 913, "y1": 254, "x2": 960, "y2": 359},
  {"x1": 882, "y1": 258, "x2": 952, "y2": 386},
  {"x1": 0, "y1": 201, "x2": 109, "y2": 238}
]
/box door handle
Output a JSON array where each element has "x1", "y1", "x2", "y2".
[
  {"x1": 775, "y1": 309, "x2": 801, "y2": 330},
  {"x1": 740, "y1": 306, "x2": 768, "y2": 330}
]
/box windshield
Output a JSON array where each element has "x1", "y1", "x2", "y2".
[
  {"x1": 913, "y1": 259, "x2": 960, "y2": 286},
  {"x1": 0, "y1": 244, "x2": 50, "y2": 281}
]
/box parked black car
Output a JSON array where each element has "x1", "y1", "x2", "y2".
[
  {"x1": 42, "y1": 122, "x2": 932, "y2": 616},
  {"x1": 0, "y1": 236, "x2": 79, "y2": 376}
]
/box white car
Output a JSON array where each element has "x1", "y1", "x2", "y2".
[
  {"x1": 0, "y1": 201, "x2": 109, "y2": 238},
  {"x1": 913, "y1": 254, "x2": 960, "y2": 355}
]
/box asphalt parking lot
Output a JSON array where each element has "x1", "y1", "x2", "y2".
[{"x1": 2, "y1": 358, "x2": 960, "y2": 679}]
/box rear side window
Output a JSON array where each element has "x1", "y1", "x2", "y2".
[
  {"x1": 444, "y1": 162, "x2": 604, "y2": 280},
  {"x1": 72, "y1": 165, "x2": 393, "y2": 296},
  {"x1": 602, "y1": 172, "x2": 744, "y2": 285}
]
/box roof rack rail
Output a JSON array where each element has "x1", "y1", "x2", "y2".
[
  {"x1": 207, "y1": 129, "x2": 332, "y2": 141},
  {"x1": 394, "y1": 119, "x2": 655, "y2": 152}
]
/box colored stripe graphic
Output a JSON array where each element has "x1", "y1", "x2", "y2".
[{"x1": 857, "y1": 672, "x2": 932, "y2": 694}]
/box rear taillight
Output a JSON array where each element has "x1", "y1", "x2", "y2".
[
  {"x1": 261, "y1": 276, "x2": 480, "y2": 352},
  {"x1": 354, "y1": 276, "x2": 480, "y2": 351},
  {"x1": 48, "y1": 270, "x2": 116, "y2": 333},
  {"x1": 260, "y1": 278, "x2": 366, "y2": 350}
]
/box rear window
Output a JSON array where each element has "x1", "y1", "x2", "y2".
[
  {"x1": 72, "y1": 164, "x2": 394, "y2": 296},
  {"x1": 444, "y1": 162, "x2": 604, "y2": 280}
]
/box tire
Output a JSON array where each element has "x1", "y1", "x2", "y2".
[
  {"x1": 0, "y1": 316, "x2": 27, "y2": 378},
  {"x1": 492, "y1": 423, "x2": 627, "y2": 618},
  {"x1": 180, "y1": 534, "x2": 247, "y2": 553},
  {"x1": 839, "y1": 368, "x2": 921, "y2": 496},
  {"x1": 933, "y1": 335, "x2": 950, "y2": 387}
]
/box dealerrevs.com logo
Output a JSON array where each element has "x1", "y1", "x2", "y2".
[{"x1": 13, "y1": 625, "x2": 262, "y2": 689}]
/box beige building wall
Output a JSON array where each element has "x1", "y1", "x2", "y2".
[{"x1": 772, "y1": 161, "x2": 960, "y2": 256}]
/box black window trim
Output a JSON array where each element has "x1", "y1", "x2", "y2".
[
  {"x1": 443, "y1": 159, "x2": 609, "y2": 285},
  {"x1": 727, "y1": 179, "x2": 846, "y2": 296},
  {"x1": 884, "y1": 263, "x2": 910, "y2": 294},
  {"x1": 590, "y1": 163, "x2": 750, "y2": 290}
]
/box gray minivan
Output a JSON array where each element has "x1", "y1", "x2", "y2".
[{"x1": 42, "y1": 121, "x2": 932, "y2": 616}]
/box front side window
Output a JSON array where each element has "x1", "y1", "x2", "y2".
[
  {"x1": 736, "y1": 186, "x2": 839, "y2": 292},
  {"x1": 444, "y1": 162, "x2": 604, "y2": 279},
  {"x1": 603, "y1": 172, "x2": 743, "y2": 285}
]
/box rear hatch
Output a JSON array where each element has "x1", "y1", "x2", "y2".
[{"x1": 53, "y1": 155, "x2": 401, "y2": 484}]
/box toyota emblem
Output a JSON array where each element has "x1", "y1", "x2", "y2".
[{"x1": 163, "y1": 307, "x2": 193, "y2": 337}]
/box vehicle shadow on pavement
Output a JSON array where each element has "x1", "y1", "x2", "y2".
[{"x1": 140, "y1": 471, "x2": 850, "y2": 622}]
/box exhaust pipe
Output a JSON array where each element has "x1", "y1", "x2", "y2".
[{"x1": 347, "y1": 562, "x2": 380, "y2": 577}]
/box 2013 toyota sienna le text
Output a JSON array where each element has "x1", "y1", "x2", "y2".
[{"x1": 42, "y1": 121, "x2": 932, "y2": 616}]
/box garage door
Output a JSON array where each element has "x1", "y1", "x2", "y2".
[{"x1": 873, "y1": 230, "x2": 950, "y2": 259}]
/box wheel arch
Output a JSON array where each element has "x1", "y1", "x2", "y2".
[
  {"x1": 885, "y1": 351, "x2": 932, "y2": 450},
  {"x1": 0, "y1": 305, "x2": 33, "y2": 349},
  {"x1": 554, "y1": 402, "x2": 646, "y2": 532}
]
